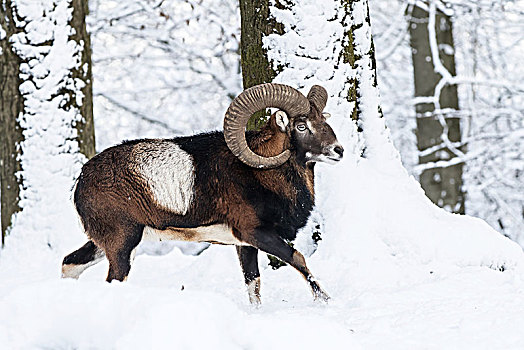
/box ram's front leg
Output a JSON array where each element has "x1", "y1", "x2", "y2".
[
  {"x1": 244, "y1": 227, "x2": 330, "y2": 302},
  {"x1": 236, "y1": 246, "x2": 261, "y2": 305}
]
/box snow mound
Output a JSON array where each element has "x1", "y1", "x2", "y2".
[
  {"x1": 316, "y1": 153, "x2": 524, "y2": 275},
  {"x1": 0, "y1": 271, "x2": 358, "y2": 349}
]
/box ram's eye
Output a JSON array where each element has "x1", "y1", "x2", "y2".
[{"x1": 296, "y1": 123, "x2": 307, "y2": 132}]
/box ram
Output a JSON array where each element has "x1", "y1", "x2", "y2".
[{"x1": 62, "y1": 83, "x2": 344, "y2": 304}]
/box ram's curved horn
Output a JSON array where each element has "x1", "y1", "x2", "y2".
[
  {"x1": 306, "y1": 85, "x2": 328, "y2": 112},
  {"x1": 224, "y1": 83, "x2": 310, "y2": 169}
]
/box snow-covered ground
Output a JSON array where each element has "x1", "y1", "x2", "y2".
[
  {"x1": 3, "y1": 248, "x2": 524, "y2": 349},
  {"x1": 2, "y1": 138, "x2": 524, "y2": 349}
]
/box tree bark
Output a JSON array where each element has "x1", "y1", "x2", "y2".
[
  {"x1": 239, "y1": 0, "x2": 284, "y2": 130},
  {"x1": 409, "y1": 4, "x2": 465, "y2": 213},
  {"x1": 0, "y1": 0, "x2": 24, "y2": 245},
  {"x1": 339, "y1": 0, "x2": 381, "y2": 140},
  {"x1": 339, "y1": 0, "x2": 360, "y2": 124},
  {"x1": 70, "y1": 0, "x2": 96, "y2": 159}
]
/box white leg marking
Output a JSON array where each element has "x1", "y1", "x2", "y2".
[
  {"x1": 61, "y1": 250, "x2": 105, "y2": 279},
  {"x1": 247, "y1": 277, "x2": 261, "y2": 306}
]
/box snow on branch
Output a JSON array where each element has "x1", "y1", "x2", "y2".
[
  {"x1": 371, "y1": 0, "x2": 524, "y2": 244},
  {"x1": 89, "y1": 0, "x2": 242, "y2": 149}
]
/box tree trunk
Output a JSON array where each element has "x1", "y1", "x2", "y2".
[
  {"x1": 239, "y1": 0, "x2": 289, "y2": 268},
  {"x1": 339, "y1": 0, "x2": 381, "y2": 131},
  {"x1": 0, "y1": 0, "x2": 95, "y2": 247},
  {"x1": 409, "y1": 3, "x2": 465, "y2": 213},
  {"x1": 70, "y1": 0, "x2": 96, "y2": 159},
  {"x1": 239, "y1": 0, "x2": 283, "y2": 130},
  {"x1": 0, "y1": 0, "x2": 24, "y2": 245}
]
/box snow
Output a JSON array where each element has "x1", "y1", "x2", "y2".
[
  {"x1": 2, "y1": 209, "x2": 524, "y2": 349},
  {"x1": 2, "y1": 0, "x2": 524, "y2": 349}
]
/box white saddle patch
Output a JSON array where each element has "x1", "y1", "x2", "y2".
[{"x1": 132, "y1": 141, "x2": 195, "y2": 214}]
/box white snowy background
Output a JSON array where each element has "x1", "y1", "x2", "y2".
[{"x1": 1, "y1": 0, "x2": 524, "y2": 349}]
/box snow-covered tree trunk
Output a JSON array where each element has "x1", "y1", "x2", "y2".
[
  {"x1": 409, "y1": 2, "x2": 465, "y2": 214},
  {"x1": 267, "y1": 0, "x2": 400, "y2": 166},
  {"x1": 262, "y1": 0, "x2": 403, "y2": 259},
  {"x1": 239, "y1": 0, "x2": 284, "y2": 130},
  {"x1": 0, "y1": 0, "x2": 95, "y2": 251},
  {"x1": 0, "y1": 0, "x2": 24, "y2": 245},
  {"x1": 70, "y1": 0, "x2": 95, "y2": 159}
]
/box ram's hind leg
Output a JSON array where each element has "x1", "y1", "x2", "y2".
[
  {"x1": 103, "y1": 223, "x2": 144, "y2": 282},
  {"x1": 236, "y1": 246, "x2": 261, "y2": 305},
  {"x1": 245, "y1": 228, "x2": 330, "y2": 302},
  {"x1": 62, "y1": 240, "x2": 105, "y2": 279}
]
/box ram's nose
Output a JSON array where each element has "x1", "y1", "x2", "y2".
[
  {"x1": 333, "y1": 145, "x2": 344, "y2": 158},
  {"x1": 325, "y1": 143, "x2": 344, "y2": 163}
]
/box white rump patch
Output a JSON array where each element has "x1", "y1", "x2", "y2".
[{"x1": 132, "y1": 141, "x2": 195, "y2": 214}]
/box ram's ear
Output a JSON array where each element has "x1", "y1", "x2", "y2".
[
  {"x1": 275, "y1": 110, "x2": 289, "y2": 132},
  {"x1": 322, "y1": 112, "x2": 331, "y2": 119}
]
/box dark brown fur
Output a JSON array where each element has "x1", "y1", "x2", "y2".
[{"x1": 64, "y1": 106, "x2": 342, "y2": 303}]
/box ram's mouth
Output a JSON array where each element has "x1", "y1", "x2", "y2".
[{"x1": 315, "y1": 154, "x2": 341, "y2": 165}]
